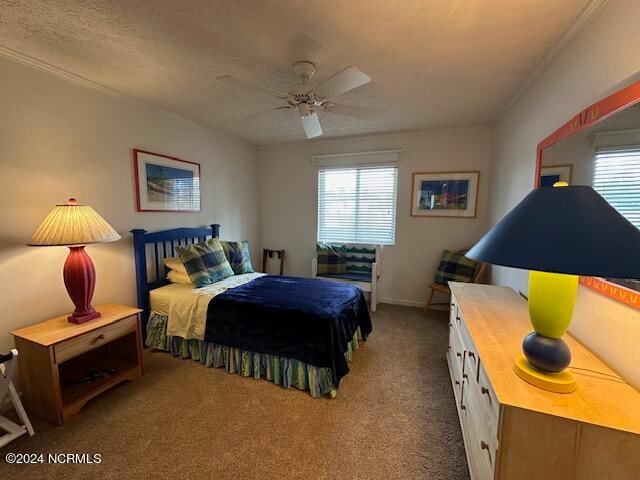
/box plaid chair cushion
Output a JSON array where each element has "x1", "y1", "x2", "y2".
[
  {"x1": 177, "y1": 238, "x2": 235, "y2": 287},
  {"x1": 221, "y1": 240, "x2": 254, "y2": 275},
  {"x1": 434, "y1": 250, "x2": 478, "y2": 285},
  {"x1": 316, "y1": 244, "x2": 346, "y2": 275}
]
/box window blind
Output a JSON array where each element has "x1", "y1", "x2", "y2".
[
  {"x1": 317, "y1": 165, "x2": 398, "y2": 245},
  {"x1": 593, "y1": 147, "x2": 640, "y2": 229}
]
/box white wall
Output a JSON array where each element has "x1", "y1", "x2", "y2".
[
  {"x1": 488, "y1": 0, "x2": 640, "y2": 388},
  {"x1": 258, "y1": 126, "x2": 492, "y2": 306},
  {"x1": 0, "y1": 57, "x2": 259, "y2": 351}
]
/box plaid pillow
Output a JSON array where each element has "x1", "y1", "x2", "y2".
[
  {"x1": 316, "y1": 244, "x2": 346, "y2": 275},
  {"x1": 343, "y1": 244, "x2": 376, "y2": 275},
  {"x1": 221, "y1": 240, "x2": 254, "y2": 274},
  {"x1": 434, "y1": 250, "x2": 479, "y2": 285},
  {"x1": 176, "y1": 238, "x2": 235, "y2": 287}
]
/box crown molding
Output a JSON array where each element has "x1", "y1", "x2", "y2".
[
  {"x1": 0, "y1": 45, "x2": 256, "y2": 149},
  {"x1": 495, "y1": 0, "x2": 609, "y2": 122}
]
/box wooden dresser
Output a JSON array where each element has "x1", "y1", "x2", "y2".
[
  {"x1": 12, "y1": 304, "x2": 143, "y2": 425},
  {"x1": 447, "y1": 283, "x2": 640, "y2": 480}
]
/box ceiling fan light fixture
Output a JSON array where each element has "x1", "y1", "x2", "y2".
[{"x1": 298, "y1": 103, "x2": 312, "y2": 117}]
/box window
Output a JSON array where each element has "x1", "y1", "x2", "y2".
[
  {"x1": 593, "y1": 148, "x2": 640, "y2": 229},
  {"x1": 317, "y1": 165, "x2": 398, "y2": 245}
]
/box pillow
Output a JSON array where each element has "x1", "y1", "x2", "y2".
[
  {"x1": 221, "y1": 240, "x2": 254, "y2": 274},
  {"x1": 433, "y1": 250, "x2": 479, "y2": 285},
  {"x1": 164, "y1": 256, "x2": 188, "y2": 275},
  {"x1": 316, "y1": 244, "x2": 346, "y2": 275},
  {"x1": 176, "y1": 238, "x2": 235, "y2": 287},
  {"x1": 167, "y1": 269, "x2": 193, "y2": 285}
]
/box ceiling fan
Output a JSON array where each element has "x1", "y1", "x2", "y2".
[{"x1": 217, "y1": 61, "x2": 383, "y2": 139}]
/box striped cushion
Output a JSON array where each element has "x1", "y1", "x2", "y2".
[
  {"x1": 342, "y1": 244, "x2": 376, "y2": 275},
  {"x1": 316, "y1": 244, "x2": 346, "y2": 275},
  {"x1": 221, "y1": 240, "x2": 254, "y2": 274},
  {"x1": 434, "y1": 250, "x2": 478, "y2": 285},
  {"x1": 177, "y1": 238, "x2": 235, "y2": 287}
]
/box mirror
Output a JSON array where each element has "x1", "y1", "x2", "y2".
[{"x1": 537, "y1": 82, "x2": 640, "y2": 306}]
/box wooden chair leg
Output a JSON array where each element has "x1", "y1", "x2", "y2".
[{"x1": 425, "y1": 286, "x2": 436, "y2": 315}]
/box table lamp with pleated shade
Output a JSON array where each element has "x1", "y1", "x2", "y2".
[{"x1": 30, "y1": 198, "x2": 121, "y2": 323}]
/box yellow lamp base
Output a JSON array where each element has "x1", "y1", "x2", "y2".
[{"x1": 514, "y1": 356, "x2": 576, "y2": 394}]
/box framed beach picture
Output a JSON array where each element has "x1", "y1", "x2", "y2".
[
  {"x1": 411, "y1": 171, "x2": 479, "y2": 217},
  {"x1": 540, "y1": 164, "x2": 572, "y2": 187},
  {"x1": 133, "y1": 149, "x2": 201, "y2": 212}
]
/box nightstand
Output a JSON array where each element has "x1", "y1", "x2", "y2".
[{"x1": 11, "y1": 304, "x2": 143, "y2": 425}]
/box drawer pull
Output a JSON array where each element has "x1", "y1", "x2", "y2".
[
  {"x1": 468, "y1": 351, "x2": 475, "y2": 359},
  {"x1": 91, "y1": 334, "x2": 105, "y2": 345},
  {"x1": 460, "y1": 403, "x2": 466, "y2": 410},
  {"x1": 455, "y1": 379, "x2": 460, "y2": 385},
  {"x1": 481, "y1": 386, "x2": 489, "y2": 395},
  {"x1": 456, "y1": 352, "x2": 462, "y2": 358},
  {"x1": 463, "y1": 373, "x2": 469, "y2": 380}
]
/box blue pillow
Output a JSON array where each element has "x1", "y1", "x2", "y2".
[{"x1": 221, "y1": 240, "x2": 254, "y2": 274}]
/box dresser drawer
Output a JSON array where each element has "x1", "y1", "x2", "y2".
[
  {"x1": 54, "y1": 315, "x2": 138, "y2": 364},
  {"x1": 477, "y1": 361, "x2": 499, "y2": 422},
  {"x1": 447, "y1": 348, "x2": 464, "y2": 407},
  {"x1": 449, "y1": 322, "x2": 466, "y2": 374},
  {"x1": 465, "y1": 376, "x2": 499, "y2": 455},
  {"x1": 462, "y1": 387, "x2": 496, "y2": 480}
]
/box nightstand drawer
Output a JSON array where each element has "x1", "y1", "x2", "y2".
[{"x1": 54, "y1": 315, "x2": 137, "y2": 364}]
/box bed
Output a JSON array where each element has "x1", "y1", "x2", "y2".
[{"x1": 131, "y1": 225, "x2": 372, "y2": 397}]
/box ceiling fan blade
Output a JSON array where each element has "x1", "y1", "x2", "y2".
[
  {"x1": 217, "y1": 75, "x2": 289, "y2": 99},
  {"x1": 314, "y1": 66, "x2": 371, "y2": 98},
  {"x1": 301, "y1": 112, "x2": 323, "y2": 139},
  {"x1": 326, "y1": 103, "x2": 386, "y2": 121},
  {"x1": 240, "y1": 106, "x2": 293, "y2": 122}
]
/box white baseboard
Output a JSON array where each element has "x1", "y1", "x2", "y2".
[{"x1": 379, "y1": 297, "x2": 425, "y2": 308}]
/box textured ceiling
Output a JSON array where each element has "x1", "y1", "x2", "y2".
[{"x1": 0, "y1": 0, "x2": 591, "y2": 145}]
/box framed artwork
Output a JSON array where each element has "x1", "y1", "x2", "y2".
[
  {"x1": 540, "y1": 164, "x2": 572, "y2": 187},
  {"x1": 133, "y1": 149, "x2": 201, "y2": 212},
  {"x1": 411, "y1": 171, "x2": 479, "y2": 217}
]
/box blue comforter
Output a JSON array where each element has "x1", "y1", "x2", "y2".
[{"x1": 205, "y1": 275, "x2": 372, "y2": 385}]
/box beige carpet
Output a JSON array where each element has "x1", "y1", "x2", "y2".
[{"x1": 1, "y1": 304, "x2": 469, "y2": 480}]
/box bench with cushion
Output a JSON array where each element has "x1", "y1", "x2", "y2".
[{"x1": 312, "y1": 243, "x2": 380, "y2": 312}]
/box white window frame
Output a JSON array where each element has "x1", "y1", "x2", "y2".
[{"x1": 313, "y1": 150, "x2": 401, "y2": 245}]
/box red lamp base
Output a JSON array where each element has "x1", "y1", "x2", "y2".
[
  {"x1": 63, "y1": 246, "x2": 102, "y2": 324},
  {"x1": 68, "y1": 310, "x2": 101, "y2": 324}
]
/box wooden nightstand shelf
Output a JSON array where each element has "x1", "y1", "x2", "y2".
[{"x1": 11, "y1": 304, "x2": 143, "y2": 425}]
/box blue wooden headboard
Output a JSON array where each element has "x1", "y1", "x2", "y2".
[{"x1": 130, "y1": 224, "x2": 220, "y2": 338}]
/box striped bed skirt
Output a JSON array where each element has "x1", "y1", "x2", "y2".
[{"x1": 145, "y1": 312, "x2": 362, "y2": 398}]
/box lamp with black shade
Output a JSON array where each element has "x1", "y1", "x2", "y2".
[{"x1": 466, "y1": 183, "x2": 640, "y2": 393}]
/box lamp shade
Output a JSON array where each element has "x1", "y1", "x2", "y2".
[
  {"x1": 30, "y1": 198, "x2": 121, "y2": 246},
  {"x1": 466, "y1": 186, "x2": 640, "y2": 278}
]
